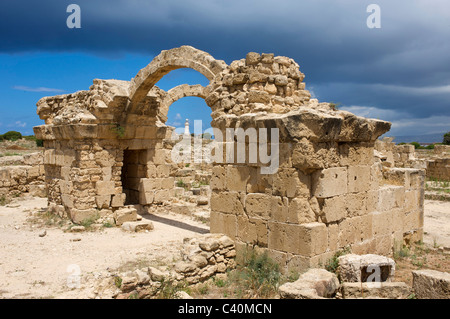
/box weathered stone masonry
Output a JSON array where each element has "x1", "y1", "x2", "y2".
[{"x1": 34, "y1": 46, "x2": 424, "y2": 271}]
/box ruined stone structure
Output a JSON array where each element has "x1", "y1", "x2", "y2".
[{"x1": 34, "y1": 46, "x2": 424, "y2": 272}]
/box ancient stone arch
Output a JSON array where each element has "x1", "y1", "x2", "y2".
[
  {"x1": 158, "y1": 84, "x2": 207, "y2": 122},
  {"x1": 34, "y1": 46, "x2": 424, "y2": 272}
]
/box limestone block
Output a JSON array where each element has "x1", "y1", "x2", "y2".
[
  {"x1": 211, "y1": 191, "x2": 244, "y2": 215},
  {"x1": 96, "y1": 181, "x2": 116, "y2": 195},
  {"x1": 279, "y1": 268, "x2": 339, "y2": 299},
  {"x1": 343, "y1": 193, "x2": 367, "y2": 218},
  {"x1": 340, "y1": 282, "x2": 411, "y2": 299},
  {"x1": 139, "y1": 178, "x2": 161, "y2": 192},
  {"x1": 377, "y1": 185, "x2": 405, "y2": 212},
  {"x1": 29, "y1": 185, "x2": 47, "y2": 197},
  {"x1": 27, "y1": 166, "x2": 41, "y2": 179},
  {"x1": 211, "y1": 166, "x2": 226, "y2": 190},
  {"x1": 371, "y1": 211, "x2": 393, "y2": 237},
  {"x1": 121, "y1": 221, "x2": 154, "y2": 232},
  {"x1": 320, "y1": 195, "x2": 346, "y2": 223},
  {"x1": 70, "y1": 208, "x2": 98, "y2": 224},
  {"x1": 111, "y1": 193, "x2": 126, "y2": 207},
  {"x1": 154, "y1": 189, "x2": 172, "y2": 203},
  {"x1": 272, "y1": 168, "x2": 310, "y2": 198},
  {"x1": 269, "y1": 222, "x2": 327, "y2": 256},
  {"x1": 347, "y1": 165, "x2": 371, "y2": 193},
  {"x1": 312, "y1": 167, "x2": 348, "y2": 198},
  {"x1": 115, "y1": 207, "x2": 138, "y2": 226},
  {"x1": 287, "y1": 197, "x2": 316, "y2": 224},
  {"x1": 225, "y1": 166, "x2": 250, "y2": 192},
  {"x1": 61, "y1": 194, "x2": 74, "y2": 209},
  {"x1": 338, "y1": 218, "x2": 357, "y2": 247},
  {"x1": 412, "y1": 269, "x2": 450, "y2": 299},
  {"x1": 95, "y1": 195, "x2": 111, "y2": 209},
  {"x1": 338, "y1": 254, "x2": 395, "y2": 283},
  {"x1": 210, "y1": 211, "x2": 237, "y2": 238},
  {"x1": 327, "y1": 223, "x2": 339, "y2": 252},
  {"x1": 245, "y1": 193, "x2": 273, "y2": 219}
]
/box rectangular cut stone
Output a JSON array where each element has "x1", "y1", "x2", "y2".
[
  {"x1": 96, "y1": 181, "x2": 115, "y2": 195},
  {"x1": 320, "y1": 195, "x2": 346, "y2": 223},
  {"x1": 347, "y1": 165, "x2": 371, "y2": 193},
  {"x1": 210, "y1": 211, "x2": 237, "y2": 238},
  {"x1": 268, "y1": 222, "x2": 327, "y2": 257},
  {"x1": 211, "y1": 191, "x2": 244, "y2": 214},
  {"x1": 312, "y1": 167, "x2": 348, "y2": 198},
  {"x1": 139, "y1": 191, "x2": 154, "y2": 205},
  {"x1": 226, "y1": 166, "x2": 250, "y2": 192},
  {"x1": 377, "y1": 185, "x2": 405, "y2": 212}
]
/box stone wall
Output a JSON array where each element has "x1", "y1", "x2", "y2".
[
  {"x1": 33, "y1": 46, "x2": 422, "y2": 271},
  {"x1": 427, "y1": 158, "x2": 450, "y2": 181},
  {"x1": 0, "y1": 152, "x2": 46, "y2": 198}
]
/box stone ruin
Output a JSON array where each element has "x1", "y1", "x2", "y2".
[
  {"x1": 376, "y1": 137, "x2": 450, "y2": 182},
  {"x1": 33, "y1": 46, "x2": 424, "y2": 272}
]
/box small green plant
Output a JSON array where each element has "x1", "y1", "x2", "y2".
[
  {"x1": 114, "y1": 276, "x2": 122, "y2": 289},
  {"x1": 213, "y1": 277, "x2": 226, "y2": 288},
  {"x1": 394, "y1": 245, "x2": 410, "y2": 260},
  {"x1": 79, "y1": 215, "x2": 99, "y2": 230},
  {"x1": 157, "y1": 278, "x2": 188, "y2": 299},
  {"x1": 198, "y1": 284, "x2": 209, "y2": 295},
  {"x1": 185, "y1": 163, "x2": 190, "y2": 167},
  {"x1": 0, "y1": 195, "x2": 7, "y2": 206},
  {"x1": 176, "y1": 179, "x2": 186, "y2": 188},
  {"x1": 325, "y1": 246, "x2": 351, "y2": 274},
  {"x1": 329, "y1": 102, "x2": 341, "y2": 111},
  {"x1": 230, "y1": 247, "x2": 282, "y2": 298},
  {"x1": 127, "y1": 292, "x2": 139, "y2": 299},
  {"x1": 110, "y1": 124, "x2": 126, "y2": 138},
  {"x1": 103, "y1": 222, "x2": 114, "y2": 228}
]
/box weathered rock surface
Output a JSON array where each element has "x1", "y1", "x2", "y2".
[
  {"x1": 121, "y1": 221, "x2": 154, "y2": 232},
  {"x1": 412, "y1": 269, "x2": 450, "y2": 299},
  {"x1": 279, "y1": 268, "x2": 339, "y2": 299},
  {"x1": 340, "y1": 282, "x2": 411, "y2": 299},
  {"x1": 338, "y1": 254, "x2": 395, "y2": 283}
]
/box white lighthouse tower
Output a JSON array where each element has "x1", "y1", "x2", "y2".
[{"x1": 184, "y1": 119, "x2": 190, "y2": 136}]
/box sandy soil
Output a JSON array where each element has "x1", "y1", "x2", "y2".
[
  {"x1": 423, "y1": 200, "x2": 450, "y2": 248},
  {"x1": 0, "y1": 197, "x2": 448, "y2": 299},
  {"x1": 0, "y1": 196, "x2": 208, "y2": 299}
]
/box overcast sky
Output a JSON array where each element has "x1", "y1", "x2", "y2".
[{"x1": 0, "y1": 0, "x2": 449, "y2": 138}]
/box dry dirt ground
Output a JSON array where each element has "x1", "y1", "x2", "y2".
[
  {"x1": 0, "y1": 195, "x2": 209, "y2": 299},
  {"x1": 0, "y1": 196, "x2": 448, "y2": 299}
]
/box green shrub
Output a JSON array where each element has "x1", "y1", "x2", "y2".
[
  {"x1": 443, "y1": 132, "x2": 450, "y2": 145},
  {"x1": 2, "y1": 131, "x2": 22, "y2": 141},
  {"x1": 36, "y1": 139, "x2": 44, "y2": 147},
  {"x1": 231, "y1": 247, "x2": 281, "y2": 298},
  {"x1": 410, "y1": 142, "x2": 420, "y2": 149},
  {"x1": 325, "y1": 246, "x2": 351, "y2": 274}
]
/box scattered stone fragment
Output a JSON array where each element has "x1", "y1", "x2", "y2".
[
  {"x1": 412, "y1": 269, "x2": 450, "y2": 299},
  {"x1": 174, "y1": 291, "x2": 193, "y2": 299},
  {"x1": 279, "y1": 268, "x2": 339, "y2": 299},
  {"x1": 70, "y1": 226, "x2": 85, "y2": 232},
  {"x1": 121, "y1": 221, "x2": 154, "y2": 232},
  {"x1": 340, "y1": 282, "x2": 412, "y2": 299},
  {"x1": 338, "y1": 254, "x2": 395, "y2": 283},
  {"x1": 39, "y1": 230, "x2": 47, "y2": 237}
]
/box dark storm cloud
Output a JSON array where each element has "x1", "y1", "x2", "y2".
[{"x1": 1, "y1": 0, "x2": 449, "y2": 130}]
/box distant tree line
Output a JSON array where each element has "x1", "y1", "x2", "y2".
[
  {"x1": 397, "y1": 131, "x2": 450, "y2": 148},
  {"x1": 0, "y1": 130, "x2": 43, "y2": 147}
]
